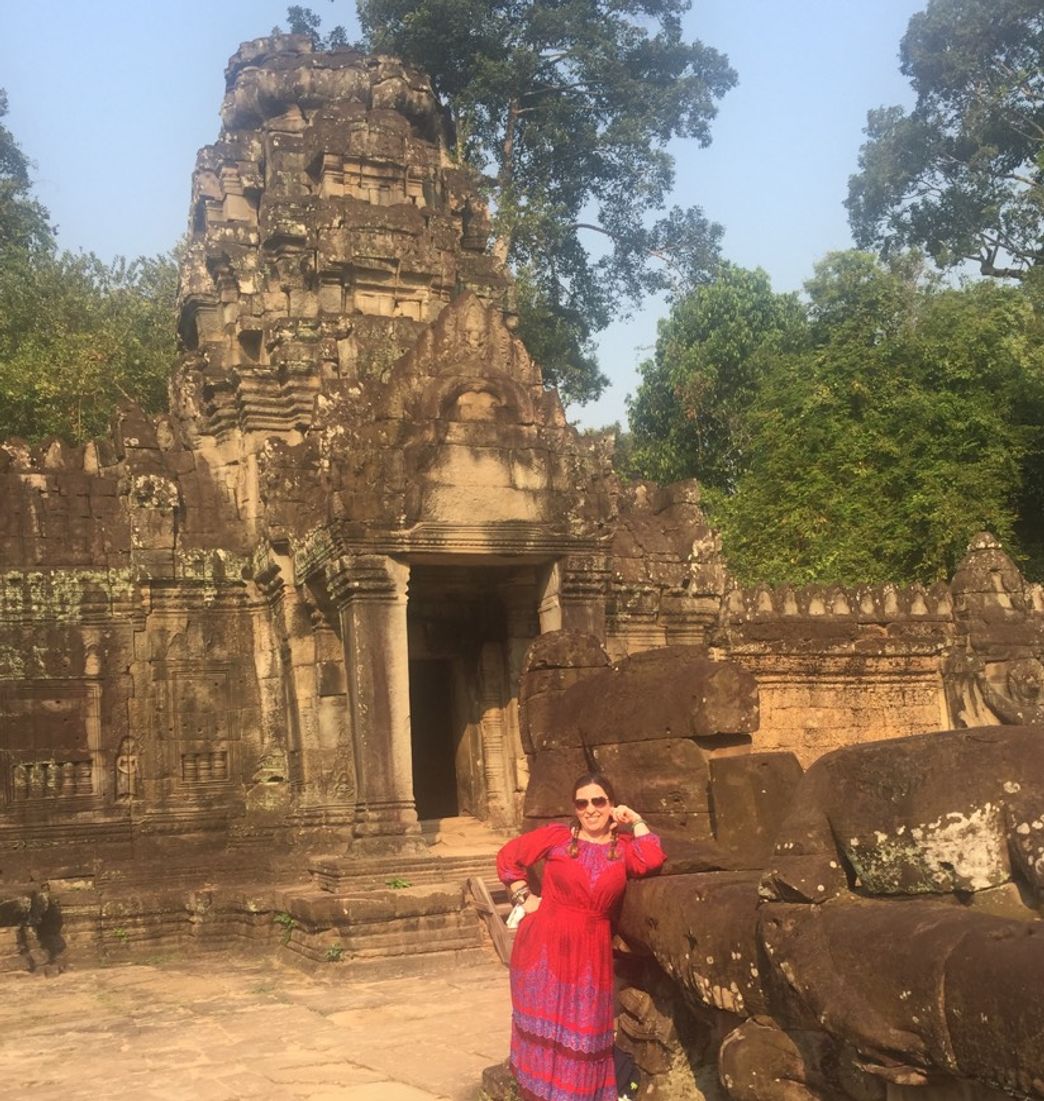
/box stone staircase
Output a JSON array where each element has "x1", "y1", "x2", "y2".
[{"x1": 286, "y1": 814, "x2": 513, "y2": 970}]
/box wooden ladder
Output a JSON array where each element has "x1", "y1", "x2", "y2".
[{"x1": 467, "y1": 876, "x2": 515, "y2": 966}]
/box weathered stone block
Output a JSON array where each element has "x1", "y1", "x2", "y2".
[
  {"x1": 592, "y1": 738, "x2": 710, "y2": 818},
  {"x1": 766, "y1": 726, "x2": 1044, "y2": 901},
  {"x1": 618, "y1": 872, "x2": 767, "y2": 1019},
  {"x1": 522, "y1": 747, "x2": 590, "y2": 818},
  {"x1": 536, "y1": 646, "x2": 758, "y2": 748},
  {"x1": 944, "y1": 919, "x2": 1044, "y2": 1095},
  {"x1": 710, "y1": 752, "x2": 803, "y2": 867}
]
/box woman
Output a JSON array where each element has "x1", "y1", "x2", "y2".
[{"x1": 496, "y1": 772, "x2": 666, "y2": 1101}]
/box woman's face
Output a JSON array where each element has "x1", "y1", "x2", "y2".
[{"x1": 574, "y1": 782, "x2": 613, "y2": 835}]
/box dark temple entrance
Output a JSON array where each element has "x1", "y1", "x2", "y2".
[
  {"x1": 408, "y1": 659, "x2": 459, "y2": 819},
  {"x1": 405, "y1": 563, "x2": 540, "y2": 827}
]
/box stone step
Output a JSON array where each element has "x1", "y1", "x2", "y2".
[
  {"x1": 339, "y1": 924, "x2": 484, "y2": 955},
  {"x1": 421, "y1": 815, "x2": 513, "y2": 853},
  {"x1": 309, "y1": 851, "x2": 501, "y2": 895}
]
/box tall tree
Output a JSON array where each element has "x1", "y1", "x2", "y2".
[
  {"x1": 285, "y1": 3, "x2": 353, "y2": 47},
  {"x1": 0, "y1": 89, "x2": 52, "y2": 257},
  {"x1": 345, "y1": 0, "x2": 735, "y2": 402},
  {"x1": 0, "y1": 91, "x2": 178, "y2": 444},
  {"x1": 0, "y1": 252, "x2": 178, "y2": 443},
  {"x1": 846, "y1": 0, "x2": 1044, "y2": 281}
]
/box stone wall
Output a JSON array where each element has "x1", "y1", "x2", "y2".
[
  {"x1": 706, "y1": 531, "x2": 1044, "y2": 767},
  {"x1": 717, "y1": 581, "x2": 953, "y2": 764}
]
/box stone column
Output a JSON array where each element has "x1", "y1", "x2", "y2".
[
  {"x1": 327, "y1": 554, "x2": 424, "y2": 853},
  {"x1": 477, "y1": 642, "x2": 512, "y2": 828},
  {"x1": 500, "y1": 572, "x2": 540, "y2": 825}
]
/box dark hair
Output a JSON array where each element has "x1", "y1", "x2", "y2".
[
  {"x1": 572, "y1": 771, "x2": 616, "y2": 802},
  {"x1": 568, "y1": 772, "x2": 620, "y2": 860}
]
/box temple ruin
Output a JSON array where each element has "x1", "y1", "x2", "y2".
[{"x1": 2, "y1": 34, "x2": 1043, "y2": 1101}]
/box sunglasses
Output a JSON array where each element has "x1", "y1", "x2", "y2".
[{"x1": 574, "y1": 796, "x2": 610, "y2": 810}]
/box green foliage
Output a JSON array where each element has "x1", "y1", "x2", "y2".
[
  {"x1": 631, "y1": 252, "x2": 1044, "y2": 584},
  {"x1": 0, "y1": 250, "x2": 178, "y2": 443},
  {"x1": 846, "y1": 0, "x2": 1044, "y2": 280},
  {"x1": 385, "y1": 876, "x2": 412, "y2": 889},
  {"x1": 325, "y1": 943, "x2": 345, "y2": 961},
  {"x1": 0, "y1": 89, "x2": 52, "y2": 258},
  {"x1": 347, "y1": 0, "x2": 735, "y2": 403},
  {"x1": 513, "y1": 267, "x2": 605, "y2": 405},
  {"x1": 628, "y1": 264, "x2": 804, "y2": 487},
  {"x1": 273, "y1": 911, "x2": 297, "y2": 944},
  {"x1": 0, "y1": 90, "x2": 177, "y2": 444},
  {"x1": 285, "y1": 4, "x2": 355, "y2": 48}
]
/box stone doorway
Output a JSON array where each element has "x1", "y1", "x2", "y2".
[{"x1": 406, "y1": 563, "x2": 538, "y2": 829}]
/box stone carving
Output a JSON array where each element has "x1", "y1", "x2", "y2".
[
  {"x1": 114, "y1": 737, "x2": 139, "y2": 801},
  {"x1": 946, "y1": 532, "x2": 1044, "y2": 729},
  {"x1": 0, "y1": 882, "x2": 65, "y2": 975}
]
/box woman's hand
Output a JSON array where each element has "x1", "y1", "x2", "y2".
[
  {"x1": 522, "y1": 893, "x2": 541, "y2": 914},
  {"x1": 612, "y1": 805, "x2": 650, "y2": 835}
]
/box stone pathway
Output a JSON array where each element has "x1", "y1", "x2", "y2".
[{"x1": 0, "y1": 953, "x2": 512, "y2": 1100}]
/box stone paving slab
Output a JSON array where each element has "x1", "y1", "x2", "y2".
[{"x1": 0, "y1": 954, "x2": 512, "y2": 1100}]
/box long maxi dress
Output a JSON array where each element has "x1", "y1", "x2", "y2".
[{"x1": 496, "y1": 823, "x2": 666, "y2": 1101}]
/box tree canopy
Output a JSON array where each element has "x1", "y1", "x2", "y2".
[
  {"x1": 336, "y1": 0, "x2": 736, "y2": 403},
  {"x1": 627, "y1": 264, "x2": 804, "y2": 488},
  {"x1": 0, "y1": 90, "x2": 177, "y2": 444},
  {"x1": 630, "y1": 253, "x2": 1044, "y2": 584},
  {"x1": 846, "y1": 0, "x2": 1044, "y2": 281}
]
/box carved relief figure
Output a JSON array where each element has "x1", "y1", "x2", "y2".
[{"x1": 115, "y1": 737, "x2": 139, "y2": 801}]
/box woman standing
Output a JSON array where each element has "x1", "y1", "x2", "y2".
[{"x1": 496, "y1": 772, "x2": 666, "y2": 1101}]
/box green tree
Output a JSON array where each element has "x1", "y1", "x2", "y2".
[
  {"x1": 341, "y1": 0, "x2": 735, "y2": 403},
  {"x1": 0, "y1": 90, "x2": 178, "y2": 444},
  {"x1": 846, "y1": 0, "x2": 1044, "y2": 280},
  {"x1": 0, "y1": 89, "x2": 52, "y2": 257},
  {"x1": 715, "y1": 254, "x2": 1044, "y2": 583},
  {"x1": 628, "y1": 264, "x2": 805, "y2": 487}
]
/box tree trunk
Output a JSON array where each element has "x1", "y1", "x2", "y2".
[{"x1": 491, "y1": 99, "x2": 520, "y2": 266}]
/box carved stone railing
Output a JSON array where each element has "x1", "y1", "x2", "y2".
[{"x1": 723, "y1": 580, "x2": 953, "y2": 623}]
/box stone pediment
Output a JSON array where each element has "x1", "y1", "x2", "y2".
[{"x1": 378, "y1": 291, "x2": 567, "y2": 431}]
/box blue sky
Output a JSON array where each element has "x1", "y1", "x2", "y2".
[{"x1": 0, "y1": 1, "x2": 925, "y2": 427}]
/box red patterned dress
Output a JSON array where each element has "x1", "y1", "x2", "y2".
[{"x1": 496, "y1": 823, "x2": 666, "y2": 1101}]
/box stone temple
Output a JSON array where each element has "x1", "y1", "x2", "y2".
[
  {"x1": 0, "y1": 35, "x2": 731, "y2": 864},
  {"x1": 2, "y1": 35, "x2": 1043, "y2": 1101}
]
